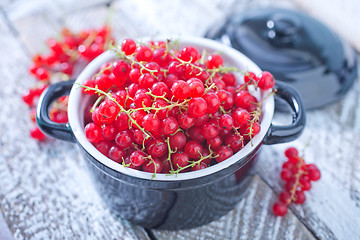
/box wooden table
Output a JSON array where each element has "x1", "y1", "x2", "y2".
[{"x1": 1, "y1": 0, "x2": 359, "y2": 239}]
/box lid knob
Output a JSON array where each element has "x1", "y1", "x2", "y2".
[{"x1": 266, "y1": 13, "x2": 301, "y2": 47}]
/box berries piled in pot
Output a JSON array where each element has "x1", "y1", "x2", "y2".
[{"x1": 82, "y1": 39, "x2": 275, "y2": 176}]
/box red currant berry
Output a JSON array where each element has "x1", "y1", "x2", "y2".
[
  {"x1": 187, "y1": 78, "x2": 205, "y2": 97},
  {"x1": 219, "y1": 114, "x2": 234, "y2": 130},
  {"x1": 206, "y1": 54, "x2": 223, "y2": 69},
  {"x1": 177, "y1": 112, "x2": 195, "y2": 129},
  {"x1": 85, "y1": 123, "x2": 103, "y2": 143},
  {"x1": 217, "y1": 90, "x2": 234, "y2": 110},
  {"x1": 244, "y1": 72, "x2": 258, "y2": 84},
  {"x1": 130, "y1": 150, "x2": 147, "y2": 167},
  {"x1": 169, "y1": 131, "x2": 187, "y2": 150},
  {"x1": 278, "y1": 191, "x2": 291, "y2": 205},
  {"x1": 161, "y1": 117, "x2": 179, "y2": 135},
  {"x1": 294, "y1": 190, "x2": 306, "y2": 204},
  {"x1": 138, "y1": 73, "x2": 156, "y2": 89},
  {"x1": 224, "y1": 133, "x2": 243, "y2": 152},
  {"x1": 121, "y1": 39, "x2": 137, "y2": 55},
  {"x1": 143, "y1": 158, "x2": 163, "y2": 173},
  {"x1": 179, "y1": 46, "x2": 199, "y2": 63},
  {"x1": 129, "y1": 68, "x2": 141, "y2": 83},
  {"x1": 273, "y1": 202, "x2": 287, "y2": 216},
  {"x1": 135, "y1": 45, "x2": 153, "y2": 62},
  {"x1": 112, "y1": 60, "x2": 130, "y2": 80},
  {"x1": 232, "y1": 108, "x2": 250, "y2": 127},
  {"x1": 30, "y1": 127, "x2": 46, "y2": 141},
  {"x1": 188, "y1": 97, "x2": 207, "y2": 118},
  {"x1": 258, "y1": 71, "x2": 275, "y2": 90},
  {"x1": 147, "y1": 138, "x2": 167, "y2": 158},
  {"x1": 215, "y1": 146, "x2": 233, "y2": 163},
  {"x1": 171, "y1": 80, "x2": 190, "y2": 100},
  {"x1": 172, "y1": 152, "x2": 189, "y2": 169},
  {"x1": 188, "y1": 126, "x2": 206, "y2": 142},
  {"x1": 101, "y1": 123, "x2": 118, "y2": 140},
  {"x1": 285, "y1": 147, "x2": 298, "y2": 159},
  {"x1": 191, "y1": 162, "x2": 208, "y2": 171},
  {"x1": 202, "y1": 92, "x2": 220, "y2": 114},
  {"x1": 307, "y1": 164, "x2": 321, "y2": 181},
  {"x1": 115, "y1": 129, "x2": 133, "y2": 148},
  {"x1": 142, "y1": 114, "x2": 160, "y2": 132},
  {"x1": 207, "y1": 135, "x2": 222, "y2": 150},
  {"x1": 184, "y1": 140, "x2": 203, "y2": 159},
  {"x1": 201, "y1": 122, "x2": 219, "y2": 140},
  {"x1": 222, "y1": 73, "x2": 236, "y2": 86},
  {"x1": 108, "y1": 145, "x2": 126, "y2": 163}
]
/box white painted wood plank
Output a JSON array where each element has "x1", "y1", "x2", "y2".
[
  {"x1": 153, "y1": 176, "x2": 315, "y2": 240},
  {"x1": 0, "y1": 11, "x2": 150, "y2": 240},
  {"x1": 294, "y1": 0, "x2": 360, "y2": 52}
]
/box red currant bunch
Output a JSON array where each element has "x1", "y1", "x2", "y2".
[
  {"x1": 273, "y1": 147, "x2": 321, "y2": 216},
  {"x1": 81, "y1": 38, "x2": 276, "y2": 177},
  {"x1": 22, "y1": 25, "x2": 113, "y2": 141}
]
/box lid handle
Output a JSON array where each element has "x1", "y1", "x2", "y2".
[{"x1": 266, "y1": 13, "x2": 301, "y2": 47}]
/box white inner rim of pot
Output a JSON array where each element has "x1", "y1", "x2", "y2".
[{"x1": 68, "y1": 36, "x2": 274, "y2": 181}]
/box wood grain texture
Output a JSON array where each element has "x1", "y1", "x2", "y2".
[
  {"x1": 152, "y1": 175, "x2": 315, "y2": 240},
  {"x1": 0, "y1": 8, "x2": 149, "y2": 240},
  {"x1": 0, "y1": 0, "x2": 359, "y2": 239}
]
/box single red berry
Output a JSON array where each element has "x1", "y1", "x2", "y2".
[
  {"x1": 217, "y1": 90, "x2": 234, "y2": 110},
  {"x1": 144, "y1": 62, "x2": 160, "y2": 76},
  {"x1": 278, "y1": 191, "x2": 291, "y2": 205},
  {"x1": 219, "y1": 114, "x2": 234, "y2": 130},
  {"x1": 207, "y1": 135, "x2": 222, "y2": 150},
  {"x1": 114, "y1": 112, "x2": 129, "y2": 131},
  {"x1": 30, "y1": 127, "x2": 46, "y2": 141},
  {"x1": 222, "y1": 73, "x2": 236, "y2": 86},
  {"x1": 129, "y1": 68, "x2": 141, "y2": 83},
  {"x1": 225, "y1": 133, "x2": 243, "y2": 152},
  {"x1": 143, "y1": 158, "x2": 163, "y2": 173},
  {"x1": 188, "y1": 97, "x2": 207, "y2": 118},
  {"x1": 235, "y1": 90, "x2": 257, "y2": 110},
  {"x1": 191, "y1": 162, "x2": 208, "y2": 171},
  {"x1": 299, "y1": 175, "x2": 312, "y2": 191},
  {"x1": 184, "y1": 140, "x2": 203, "y2": 159},
  {"x1": 169, "y1": 131, "x2": 187, "y2": 150},
  {"x1": 171, "y1": 80, "x2": 190, "y2": 100},
  {"x1": 98, "y1": 100, "x2": 120, "y2": 123},
  {"x1": 179, "y1": 46, "x2": 199, "y2": 63},
  {"x1": 280, "y1": 168, "x2": 293, "y2": 182},
  {"x1": 215, "y1": 146, "x2": 233, "y2": 163},
  {"x1": 121, "y1": 39, "x2": 137, "y2": 55},
  {"x1": 202, "y1": 92, "x2": 220, "y2": 114},
  {"x1": 115, "y1": 129, "x2": 133, "y2": 148},
  {"x1": 151, "y1": 81, "x2": 169, "y2": 98},
  {"x1": 108, "y1": 145, "x2": 126, "y2": 163},
  {"x1": 193, "y1": 113, "x2": 209, "y2": 127},
  {"x1": 138, "y1": 73, "x2": 156, "y2": 89},
  {"x1": 187, "y1": 78, "x2": 205, "y2": 98},
  {"x1": 112, "y1": 60, "x2": 130, "y2": 80},
  {"x1": 94, "y1": 140, "x2": 112, "y2": 156},
  {"x1": 307, "y1": 164, "x2": 321, "y2": 181},
  {"x1": 273, "y1": 202, "x2": 288, "y2": 216},
  {"x1": 206, "y1": 54, "x2": 223, "y2": 69},
  {"x1": 134, "y1": 91, "x2": 152, "y2": 108},
  {"x1": 101, "y1": 123, "x2": 118, "y2": 141},
  {"x1": 201, "y1": 122, "x2": 219, "y2": 140},
  {"x1": 130, "y1": 150, "x2": 147, "y2": 167},
  {"x1": 232, "y1": 108, "x2": 250, "y2": 127},
  {"x1": 258, "y1": 71, "x2": 275, "y2": 90},
  {"x1": 135, "y1": 45, "x2": 153, "y2": 62},
  {"x1": 188, "y1": 126, "x2": 206, "y2": 142},
  {"x1": 244, "y1": 72, "x2": 258, "y2": 84},
  {"x1": 177, "y1": 112, "x2": 195, "y2": 129},
  {"x1": 133, "y1": 129, "x2": 149, "y2": 145},
  {"x1": 147, "y1": 138, "x2": 167, "y2": 158},
  {"x1": 172, "y1": 152, "x2": 189, "y2": 169},
  {"x1": 294, "y1": 190, "x2": 306, "y2": 204},
  {"x1": 161, "y1": 116, "x2": 179, "y2": 135},
  {"x1": 142, "y1": 114, "x2": 160, "y2": 132},
  {"x1": 153, "y1": 48, "x2": 172, "y2": 67},
  {"x1": 285, "y1": 147, "x2": 299, "y2": 159},
  {"x1": 85, "y1": 123, "x2": 103, "y2": 143}
]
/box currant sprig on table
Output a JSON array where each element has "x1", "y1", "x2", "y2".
[
  {"x1": 273, "y1": 147, "x2": 321, "y2": 216},
  {"x1": 22, "y1": 25, "x2": 114, "y2": 141},
  {"x1": 81, "y1": 38, "x2": 276, "y2": 176}
]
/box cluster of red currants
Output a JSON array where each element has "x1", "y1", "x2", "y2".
[
  {"x1": 22, "y1": 26, "x2": 113, "y2": 140},
  {"x1": 273, "y1": 147, "x2": 321, "y2": 216},
  {"x1": 82, "y1": 38, "x2": 276, "y2": 176}
]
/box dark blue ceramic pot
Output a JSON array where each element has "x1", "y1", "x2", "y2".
[{"x1": 36, "y1": 37, "x2": 305, "y2": 230}]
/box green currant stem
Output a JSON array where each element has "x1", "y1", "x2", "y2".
[
  {"x1": 77, "y1": 84, "x2": 151, "y2": 139},
  {"x1": 164, "y1": 137, "x2": 176, "y2": 172}
]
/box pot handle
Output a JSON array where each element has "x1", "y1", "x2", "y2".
[
  {"x1": 36, "y1": 80, "x2": 76, "y2": 143},
  {"x1": 263, "y1": 81, "x2": 306, "y2": 145}
]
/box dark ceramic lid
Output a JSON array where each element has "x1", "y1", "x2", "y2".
[{"x1": 205, "y1": 8, "x2": 358, "y2": 109}]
